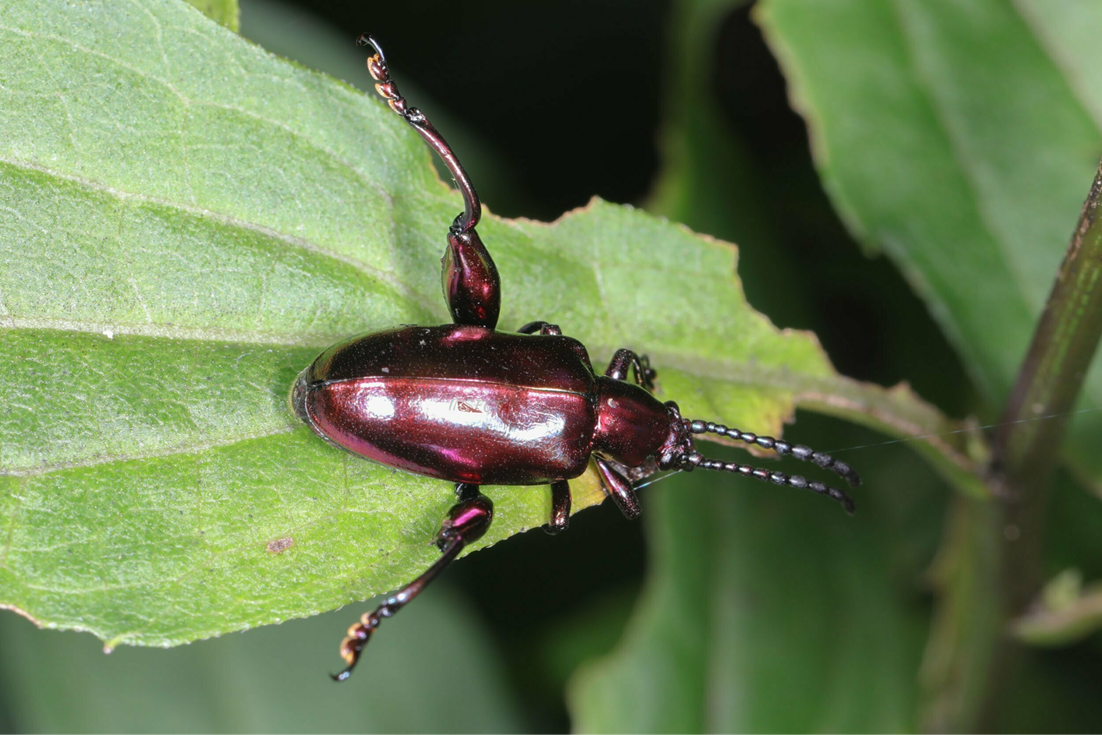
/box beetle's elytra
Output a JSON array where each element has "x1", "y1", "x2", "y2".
[{"x1": 293, "y1": 36, "x2": 862, "y2": 682}]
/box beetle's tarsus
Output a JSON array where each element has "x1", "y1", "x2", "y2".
[
  {"x1": 355, "y1": 33, "x2": 385, "y2": 63},
  {"x1": 358, "y1": 35, "x2": 497, "y2": 327}
]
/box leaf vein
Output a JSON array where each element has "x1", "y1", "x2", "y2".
[
  {"x1": 0, "y1": 425, "x2": 296, "y2": 478},
  {"x1": 0, "y1": 155, "x2": 440, "y2": 319},
  {"x1": 0, "y1": 478, "x2": 26, "y2": 569},
  {"x1": 0, "y1": 318, "x2": 323, "y2": 347}
]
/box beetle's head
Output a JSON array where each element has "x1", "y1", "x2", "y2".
[
  {"x1": 592, "y1": 377, "x2": 861, "y2": 513},
  {"x1": 653, "y1": 401, "x2": 693, "y2": 469}
]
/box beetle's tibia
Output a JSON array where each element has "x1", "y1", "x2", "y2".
[
  {"x1": 331, "y1": 490, "x2": 493, "y2": 682},
  {"x1": 595, "y1": 456, "x2": 641, "y2": 519},
  {"x1": 604, "y1": 349, "x2": 657, "y2": 392},
  {"x1": 546, "y1": 480, "x2": 571, "y2": 535},
  {"x1": 356, "y1": 32, "x2": 483, "y2": 233}
]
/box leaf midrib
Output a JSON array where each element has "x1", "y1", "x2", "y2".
[
  {"x1": 0, "y1": 343, "x2": 959, "y2": 478},
  {"x1": 0, "y1": 425, "x2": 296, "y2": 478}
]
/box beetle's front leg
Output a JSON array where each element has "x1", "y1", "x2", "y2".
[
  {"x1": 595, "y1": 456, "x2": 641, "y2": 519},
  {"x1": 605, "y1": 349, "x2": 656, "y2": 392},
  {"x1": 332, "y1": 483, "x2": 493, "y2": 682}
]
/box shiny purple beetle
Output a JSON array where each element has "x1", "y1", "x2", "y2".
[{"x1": 292, "y1": 36, "x2": 861, "y2": 682}]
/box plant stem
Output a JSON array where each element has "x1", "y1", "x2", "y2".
[
  {"x1": 921, "y1": 160, "x2": 1102, "y2": 731},
  {"x1": 992, "y1": 157, "x2": 1102, "y2": 595}
]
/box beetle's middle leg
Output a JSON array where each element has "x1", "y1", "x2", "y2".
[
  {"x1": 517, "y1": 321, "x2": 561, "y2": 336},
  {"x1": 546, "y1": 479, "x2": 571, "y2": 535},
  {"x1": 605, "y1": 349, "x2": 656, "y2": 392},
  {"x1": 332, "y1": 482, "x2": 492, "y2": 682},
  {"x1": 519, "y1": 322, "x2": 596, "y2": 372}
]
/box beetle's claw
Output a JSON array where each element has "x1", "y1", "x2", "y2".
[{"x1": 356, "y1": 34, "x2": 387, "y2": 65}]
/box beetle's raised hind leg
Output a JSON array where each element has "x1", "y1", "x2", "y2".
[
  {"x1": 546, "y1": 479, "x2": 571, "y2": 535},
  {"x1": 332, "y1": 483, "x2": 493, "y2": 682},
  {"x1": 357, "y1": 35, "x2": 500, "y2": 330}
]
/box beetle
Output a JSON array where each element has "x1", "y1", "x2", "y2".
[{"x1": 292, "y1": 36, "x2": 861, "y2": 682}]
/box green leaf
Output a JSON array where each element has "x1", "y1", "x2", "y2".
[
  {"x1": 757, "y1": 0, "x2": 1102, "y2": 485},
  {"x1": 0, "y1": 0, "x2": 958, "y2": 648}
]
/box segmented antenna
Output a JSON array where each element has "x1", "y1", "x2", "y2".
[
  {"x1": 687, "y1": 420, "x2": 862, "y2": 487},
  {"x1": 684, "y1": 451, "x2": 856, "y2": 515}
]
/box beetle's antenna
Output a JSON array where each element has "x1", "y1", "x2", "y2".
[
  {"x1": 687, "y1": 420, "x2": 862, "y2": 487},
  {"x1": 684, "y1": 451, "x2": 856, "y2": 514},
  {"x1": 356, "y1": 34, "x2": 481, "y2": 233}
]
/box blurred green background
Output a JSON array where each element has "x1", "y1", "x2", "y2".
[{"x1": 3, "y1": 0, "x2": 1102, "y2": 732}]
